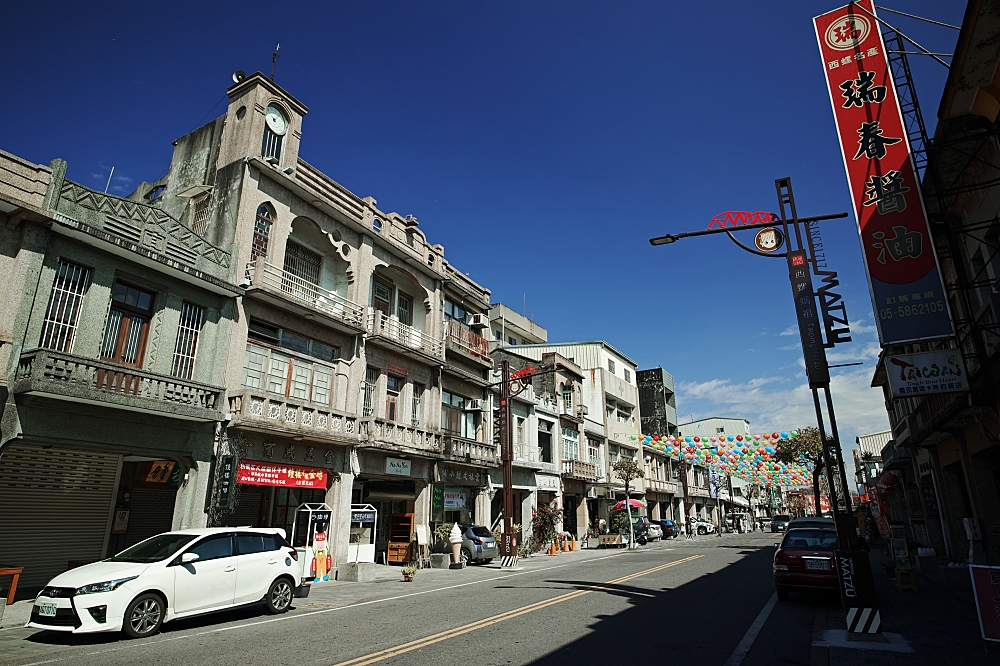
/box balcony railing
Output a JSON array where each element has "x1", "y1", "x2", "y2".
[
  {"x1": 444, "y1": 435, "x2": 498, "y2": 466},
  {"x1": 360, "y1": 417, "x2": 443, "y2": 455},
  {"x1": 446, "y1": 320, "x2": 491, "y2": 364},
  {"x1": 14, "y1": 349, "x2": 224, "y2": 421},
  {"x1": 228, "y1": 388, "x2": 358, "y2": 442},
  {"x1": 562, "y1": 458, "x2": 598, "y2": 481},
  {"x1": 366, "y1": 308, "x2": 444, "y2": 359},
  {"x1": 247, "y1": 261, "x2": 365, "y2": 329},
  {"x1": 644, "y1": 478, "x2": 680, "y2": 495}
]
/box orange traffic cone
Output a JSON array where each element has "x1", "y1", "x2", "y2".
[
  {"x1": 563, "y1": 537, "x2": 570, "y2": 552},
  {"x1": 549, "y1": 540, "x2": 558, "y2": 555},
  {"x1": 572, "y1": 537, "x2": 578, "y2": 551}
]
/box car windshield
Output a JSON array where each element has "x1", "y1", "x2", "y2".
[
  {"x1": 773, "y1": 515, "x2": 791, "y2": 522},
  {"x1": 782, "y1": 530, "x2": 838, "y2": 549},
  {"x1": 469, "y1": 526, "x2": 493, "y2": 538},
  {"x1": 107, "y1": 533, "x2": 198, "y2": 563}
]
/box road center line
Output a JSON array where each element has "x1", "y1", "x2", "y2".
[
  {"x1": 332, "y1": 555, "x2": 704, "y2": 666},
  {"x1": 722, "y1": 591, "x2": 778, "y2": 666}
]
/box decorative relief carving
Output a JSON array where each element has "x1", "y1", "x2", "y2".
[
  {"x1": 284, "y1": 443, "x2": 295, "y2": 461},
  {"x1": 317, "y1": 413, "x2": 328, "y2": 428},
  {"x1": 302, "y1": 410, "x2": 313, "y2": 426},
  {"x1": 285, "y1": 407, "x2": 296, "y2": 423},
  {"x1": 249, "y1": 399, "x2": 264, "y2": 416},
  {"x1": 263, "y1": 441, "x2": 275, "y2": 458},
  {"x1": 268, "y1": 403, "x2": 280, "y2": 419},
  {"x1": 305, "y1": 446, "x2": 314, "y2": 462},
  {"x1": 324, "y1": 449, "x2": 334, "y2": 465}
]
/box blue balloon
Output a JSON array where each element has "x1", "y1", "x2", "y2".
[
  {"x1": 727, "y1": 436, "x2": 734, "y2": 442},
  {"x1": 780, "y1": 431, "x2": 789, "y2": 439},
  {"x1": 685, "y1": 436, "x2": 692, "y2": 443}
]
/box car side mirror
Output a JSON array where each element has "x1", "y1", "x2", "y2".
[
  {"x1": 774, "y1": 543, "x2": 780, "y2": 549},
  {"x1": 181, "y1": 552, "x2": 200, "y2": 564}
]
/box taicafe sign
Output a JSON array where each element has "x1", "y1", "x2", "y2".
[{"x1": 883, "y1": 350, "x2": 967, "y2": 398}]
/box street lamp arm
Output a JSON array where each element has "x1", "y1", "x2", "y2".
[{"x1": 649, "y1": 212, "x2": 848, "y2": 246}]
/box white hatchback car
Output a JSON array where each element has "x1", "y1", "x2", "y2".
[{"x1": 27, "y1": 528, "x2": 303, "y2": 638}]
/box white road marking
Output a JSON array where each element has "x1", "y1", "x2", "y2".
[{"x1": 722, "y1": 591, "x2": 778, "y2": 666}]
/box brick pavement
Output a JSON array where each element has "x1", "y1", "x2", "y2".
[{"x1": 810, "y1": 548, "x2": 996, "y2": 665}]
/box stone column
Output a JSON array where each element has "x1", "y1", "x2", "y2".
[
  {"x1": 576, "y1": 497, "x2": 588, "y2": 539},
  {"x1": 474, "y1": 489, "x2": 491, "y2": 526},
  {"x1": 171, "y1": 461, "x2": 210, "y2": 531},
  {"x1": 327, "y1": 469, "x2": 355, "y2": 574}
]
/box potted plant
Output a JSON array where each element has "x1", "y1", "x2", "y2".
[{"x1": 401, "y1": 562, "x2": 417, "y2": 582}]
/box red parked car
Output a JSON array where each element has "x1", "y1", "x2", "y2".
[{"x1": 773, "y1": 528, "x2": 839, "y2": 600}]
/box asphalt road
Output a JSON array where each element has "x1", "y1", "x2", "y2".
[{"x1": 0, "y1": 532, "x2": 835, "y2": 666}]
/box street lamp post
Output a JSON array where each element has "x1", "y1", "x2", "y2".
[{"x1": 649, "y1": 176, "x2": 882, "y2": 634}]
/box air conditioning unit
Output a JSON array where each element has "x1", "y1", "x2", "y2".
[
  {"x1": 469, "y1": 313, "x2": 489, "y2": 329},
  {"x1": 466, "y1": 399, "x2": 488, "y2": 411},
  {"x1": 576, "y1": 405, "x2": 589, "y2": 416},
  {"x1": 586, "y1": 487, "x2": 599, "y2": 499}
]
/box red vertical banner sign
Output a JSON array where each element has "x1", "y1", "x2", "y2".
[{"x1": 814, "y1": 1, "x2": 953, "y2": 345}]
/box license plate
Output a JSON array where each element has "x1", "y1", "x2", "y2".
[
  {"x1": 39, "y1": 603, "x2": 57, "y2": 617},
  {"x1": 805, "y1": 559, "x2": 829, "y2": 571}
]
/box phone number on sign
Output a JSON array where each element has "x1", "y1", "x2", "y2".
[{"x1": 879, "y1": 301, "x2": 946, "y2": 320}]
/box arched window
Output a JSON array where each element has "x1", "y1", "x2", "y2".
[{"x1": 252, "y1": 204, "x2": 274, "y2": 262}]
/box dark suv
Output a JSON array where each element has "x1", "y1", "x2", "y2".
[{"x1": 770, "y1": 515, "x2": 791, "y2": 533}]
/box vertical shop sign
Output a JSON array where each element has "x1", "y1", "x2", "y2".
[
  {"x1": 814, "y1": 0, "x2": 952, "y2": 344},
  {"x1": 216, "y1": 455, "x2": 236, "y2": 509},
  {"x1": 788, "y1": 250, "x2": 830, "y2": 387}
]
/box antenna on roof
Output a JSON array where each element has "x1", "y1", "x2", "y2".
[
  {"x1": 104, "y1": 166, "x2": 115, "y2": 194},
  {"x1": 270, "y1": 43, "x2": 280, "y2": 81}
]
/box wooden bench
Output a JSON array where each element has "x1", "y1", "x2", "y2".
[{"x1": 0, "y1": 567, "x2": 24, "y2": 605}]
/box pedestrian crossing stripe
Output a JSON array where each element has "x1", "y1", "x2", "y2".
[{"x1": 845, "y1": 607, "x2": 881, "y2": 633}]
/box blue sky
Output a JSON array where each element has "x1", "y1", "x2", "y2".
[{"x1": 6, "y1": 1, "x2": 964, "y2": 477}]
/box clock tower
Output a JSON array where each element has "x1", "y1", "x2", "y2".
[{"x1": 216, "y1": 72, "x2": 308, "y2": 172}]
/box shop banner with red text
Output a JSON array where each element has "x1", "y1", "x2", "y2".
[
  {"x1": 237, "y1": 461, "x2": 326, "y2": 488},
  {"x1": 970, "y1": 565, "x2": 1000, "y2": 642},
  {"x1": 814, "y1": 1, "x2": 952, "y2": 345}
]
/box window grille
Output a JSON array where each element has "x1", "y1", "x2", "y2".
[
  {"x1": 251, "y1": 205, "x2": 273, "y2": 262},
  {"x1": 39, "y1": 260, "x2": 90, "y2": 352},
  {"x1": 362, "y1": 366, "x2": 380, "y2": 417},
  {"x1": 262, "y1": 127, "x2": 283, "y2": 161},
  {"x1": 411, "y1": 383, "x2": 424, "y2": 426},
  {"x1": 191, "y1": 194, "x2": 212, "y2": 235},
  {"x1": 170, "y1": 302, "x2": 204, "y2": 379},
  {"x1": 282, "y1": 241, "x2": 322, "y2": 301}
]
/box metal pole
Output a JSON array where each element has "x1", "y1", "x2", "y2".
[{"x1": 499, "y1": 360, "x2": 518, "y2": 568}]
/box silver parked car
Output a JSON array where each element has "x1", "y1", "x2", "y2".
[
  {"x1": 459, "y1": 525, "x2": 498, "y2": 564},
  {"x1": 646, "y1": 522, "x2": 663, "y2": 541}
]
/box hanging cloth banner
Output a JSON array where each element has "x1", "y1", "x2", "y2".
[{"x1": 813, "y1": 0, "x2": 953, "y2": 345}]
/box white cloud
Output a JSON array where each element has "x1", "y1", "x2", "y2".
[
  {"x1": 678, "y1": 367, "x2": 890, "y2": 486},
  {"x1": 849, "y1": 319, "x2": 878, "y2": 334},
  {"x1": 778, "y1": 325, "x2": 797, "y2": 336}
]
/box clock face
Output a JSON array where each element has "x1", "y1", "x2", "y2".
[{"x1": 265, "y1": 104, "x2": 287, "y2": 136}]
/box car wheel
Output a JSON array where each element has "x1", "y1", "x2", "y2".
[
  {"x1": 460, "y1": 547, "x2": 472, "y2": 565},
  {"x1": 776, "y1": 585, "x2": 790, "y2": 602},
  {"x1": 482, "y1": 558, "x2": 493, "y2": 564},
  {"x1": 697, "y1": 527, "x2": 706, "y2": 535},
  {"x1": 265, "y1": 577, "x2": 293, "y2": 614},
  {"x1": 123, "y1": 593, "x2": 164, "y2": 639}
]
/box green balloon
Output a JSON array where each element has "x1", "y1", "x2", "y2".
[{"x1": 790, "y1": 430, "x2": 798, "y2": 438}]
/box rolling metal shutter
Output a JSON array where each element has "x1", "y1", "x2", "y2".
[
  {"x1": 121, "y1": 488, "x2": 177, "y2": 549},
  {"x1": 0, "y1": 445, "x2": 121, "y2": 592}
]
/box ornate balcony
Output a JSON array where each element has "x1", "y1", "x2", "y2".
[
  {"x1": 446, "y1": 320, "x2": 492, "y2": 366},
  {"x1": 366, "y1": 308, "x2": 444, "y2": 362},
  {"x1": 227, "y1": 388, "x2": 359, "y2": 443},
  {"x1": 562, "y1": 459, "x2": 598, "y2": 481},
  {"x1": 245, "y1": 261, "x2": 365, "y2": 333},
  {"x1": 13, "y1": 349, "x2": 224, "y2": 421},
  {"x1": 444, "y1": 435, "x2": 498, "y2": 466},
  {"x1": 687, "y1": 485, "x2": 710, "y2": 498},
  {"x1": 360, "y1": 417, "x2": 444, "y2": 457}
]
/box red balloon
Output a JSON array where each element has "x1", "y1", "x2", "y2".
[{"x1": 736, "y1": 435, "x2": 743, "y2": 441}]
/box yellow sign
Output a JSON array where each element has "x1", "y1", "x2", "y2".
[{"x1": 146, "y1": 460, "x2": 176, "y2": 483}]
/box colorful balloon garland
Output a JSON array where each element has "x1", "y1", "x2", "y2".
[{"x1": 630, "y1": 430, "x2": 813, "y2": 487}]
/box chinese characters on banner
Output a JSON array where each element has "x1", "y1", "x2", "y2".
[
  {"x1": 236, "y1": 461, "x2": 327, "y2": 489},
  {"x1": 814, "y1": 1, "x2": 952, "y2": 344},
  {"x1": 883, "y1": 350, "x2": 968, "y2": 397},
  {"x1": 788, "y1": 250, "x2": 831, "y2": 387}
]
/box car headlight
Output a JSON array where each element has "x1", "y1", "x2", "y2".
[{"x1": 75, "y1": 576, "x2": 138, "y2": 595}]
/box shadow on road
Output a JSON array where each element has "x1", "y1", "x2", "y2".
[{"x1": 528, "y1": 546, "x2": 791, "y2": 666}]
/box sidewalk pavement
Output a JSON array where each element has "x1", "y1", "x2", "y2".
[{"x1": 811, "y1": 548, "x2": 995, "y2": 665}]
